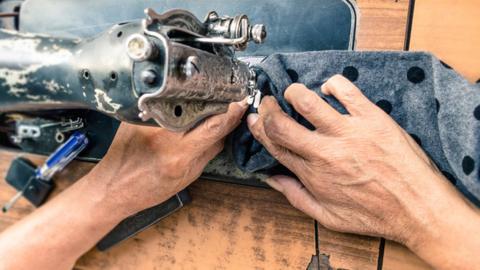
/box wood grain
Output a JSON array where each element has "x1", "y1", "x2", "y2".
[
  {"x1": 77, "y1": 181, "x2": 316, "y2": 270},
  {"x1": 355, "y1": 0, "x2": 410, "y2": 51},
  {"x1": 316, "y1": 224, "x2": 379, "y2": 270},
  {"x1": 409, "y1": 0, "x2": 480, "y2": 83},
  {"x1": 382, "y1": 241, "x2": 433, "y2": 270},
  {"x1": 0, "y1": 150, "x2": 316, "y2": 270}
]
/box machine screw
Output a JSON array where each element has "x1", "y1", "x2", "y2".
[
  {"x1": 141, "y1": 69, "x2": 157, "y2": 85},
  {"x1": 249, "y1": 24, "x2": 267, "y2": 44},
  {"x1": 207, "y1": 11, "x2": 219, "y2": 21},
  {"x1": 183, "y1": 56, "x2": 200, "y2": 78},
  {"x1": 125, "y1": 34, "x2": 155, "y2": 61}
]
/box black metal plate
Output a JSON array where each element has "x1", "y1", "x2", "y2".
[{"x1": 19, "y1": 0, "x2": 357, "y2": 55}]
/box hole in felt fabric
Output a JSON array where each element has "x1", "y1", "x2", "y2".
[
  {"x1": 435, "y1": 99, "x2": 440, "y2": 113},
  {"x1": 342, "y1": 66, "x2": 359, "y2": 82},
  {"x1": 286, "y1": 69, "x2": 298, "y2": 82},
  {"x1": 442, "y1": 171, "x2": 457, "y2": 185},
  {"x1": 462, "y1": 156, "x2": 475, "y2": 175},
  {"x1": 407, "y1": 67, "x2": 425, "y2": 84},
  {"x1": 440, "y1": 60, "x2": 452, "y2": 69},
  {"x1": 375, "y1": 99, "x2": 392, "y2": 114},
  {"x1": 474, "y1": 105, "x2": 480, "y2": 120},
  {"x1": 409, "y1": 133, "x2": 422, "y2": 146}
]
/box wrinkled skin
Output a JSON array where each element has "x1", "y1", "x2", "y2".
[
  {"x1": 91, "y1": 100, "x2": 249, "y2": 217},
  {"x1": 247, "y1": 75, "x2": 480, "y2": 270},
  {"x1": 0, "y1": 100, "x2": 247, "y2": 270}
]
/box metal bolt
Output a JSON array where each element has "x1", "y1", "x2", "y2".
[
  {"x1": 249, "y1": 24, "x2": 267, "y2": 44},
  {"x1": 125, "y1": 34, "x2": 155, "y2": 61},
  {"x1": 141, "y1": 69, "x2": 157, "y2": 85},
  {"x1": 184, "y1": 56, "x2": 200, "y2": 78},
  {"x1": 207, "y1": 11, "x2": 219, "y2": 21}
]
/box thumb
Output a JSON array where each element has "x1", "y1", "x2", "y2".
[
  {"x1": 186, "y1": 99, "x2": 248, "y2": 144},
  {"x1": 264, "y1": 175, "x2": 325, "y2": 221}
]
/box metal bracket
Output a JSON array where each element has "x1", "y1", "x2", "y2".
[{"x1": 126, "y1": 9, "x2": 266, "y2": 131}]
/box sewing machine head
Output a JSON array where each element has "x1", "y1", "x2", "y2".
[{"x1": 126, "y1": 9, "x2": 264, "y2": 131}]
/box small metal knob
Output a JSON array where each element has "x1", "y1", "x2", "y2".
[
  {"x1": 141, "y1": 69, "x2": 157, "y2": 85},
  {"x1": 125, "y1": 34, "x2": 155, "y2": 61},
  {"x1": 249, "y1": 24, "x2": 266, "y2": 44},
  {"x1": 183, "y1": 56, "x2": 200, "y2": 78}
]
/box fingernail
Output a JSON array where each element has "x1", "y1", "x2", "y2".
[
  {"x1": 264, "y1": 177, "x2": 284, "y2": 192},
  {"x1": 247, "y1": 113, "x2": 259, "y2": 126},
  {"x1": 238, "y1": 98, "x2": 249, "y2": 108}
]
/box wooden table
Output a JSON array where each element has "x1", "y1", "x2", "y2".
[{"x1": 1, "y1": 0, "x2": 478, "y2": 269}]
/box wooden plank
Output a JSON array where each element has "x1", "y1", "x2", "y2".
[
  {"x1": 316, "y1": 224, "x2": 380, "y2": 270},
  {"x1": 382, "y1": 241, "x2": 432, "y2": 270},
  {"x1": 0, "y1": 150, "x2": 316, "y2": 269},
  {"x1": 77, "y1": 181, "x2": 316, "y2": 270},
  {"x1": 356, "y1": 0, "x2": 410, "y2": 51},
  {"x1": 409, "y1": 0, "x2": 480, "y2": 83}
]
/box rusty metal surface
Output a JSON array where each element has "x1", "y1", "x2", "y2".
[
  {"x1": 0, "y1": 23, "x2": 142, "y2": 122},
  {"x1": 135, "y1": 9, "x2": 256, "y2": 131}
]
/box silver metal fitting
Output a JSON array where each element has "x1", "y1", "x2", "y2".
[
  {"x1": 249, "y1": 24, "x2": 266, "y2": 44},
  {"x1": 125, "y1": 34, "x2": 155, "y2": 61},
  {"x1": 183, "y1": 56, "x2": 200, "y2": 78},
  {"x1": 141, "y1": 69, "x2": 158, "y2": 85}
]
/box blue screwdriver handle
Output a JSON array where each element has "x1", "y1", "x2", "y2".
[{"x1": 36, "y1": 132, "x2": 89, "y2": 181}]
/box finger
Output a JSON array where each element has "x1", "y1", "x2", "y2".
[
  {"x1": 257, "y1": 96, "x2": 322, "y2": 158},
  {"x1": 264, "y1": 175, "x2": 326, "y2": 221},
  {"x1": 321, "y1": 74, "x2": 376, "y2": 116},
  {"x1": 187, "y1": 99, "x2": 248, "y2": 144},
  {"x1": 247, "y1": 113, "x2": 306, "y2": 173},
  {"x1": 284, "y1": 83, "x2": 343, "y2": 130}
]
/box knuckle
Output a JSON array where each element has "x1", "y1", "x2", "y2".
[
  {"x1": 285, "y1": 83, "x2": 306, "y2": 94},
  {"x1": 203, "y1": 117, "x2": 224, "y2": 135},
  {"x1": 264, "y1": 113, "x2": 286, "y2": 139},
  {"x1": 287, "y1": 192, "x2": 303, "y2": 209},
  {"x1": 257, "y1": 97, "x2": 271, "y2": 114},
  {"x1": 164, "y1": 156, "x2": 187, "y2": 179},
  {"x1": 249, "y1": 122, "x2": 264, "y2": 139},
  {"x1": 271, "y1": 146, "x2": 289, "y2": 161},
  {"x1": 327, "y1": 74, "x2": 345, "y2": 85},
  {"x1": 263, "y1": 96, "x2": 278, "y2": 107},
  {"x1": 296, "y1": 94, "x2": 318, "y2": 115},
  {"x1": 340, "y1": 85, "x2": 359, "y2": 102}
]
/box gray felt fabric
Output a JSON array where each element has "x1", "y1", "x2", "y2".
[{"x1": 231, "y1": 51, "x2": 480, "y2": 206}]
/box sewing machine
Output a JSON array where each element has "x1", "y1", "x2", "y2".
[{"x1": 0, "y1": 0, "x2": 357, "y2": 251}]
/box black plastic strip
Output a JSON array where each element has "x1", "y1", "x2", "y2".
[
  {"x1": 403, "y1": 0, "x2": 416, "y2": 51},
  {"x1": 377, "y1": 238, "x2": 386, "y2": 270},
  {"x1": 314, "y1": 220, "x2": 320, "y2": 258}
]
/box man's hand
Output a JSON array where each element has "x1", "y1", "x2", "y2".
[
  {"x1": 88, "y1": 100, "x2": 248, "y2": 216},
  {"x1": 0, "y1": 100, "x2": 247, "y2": 270},
  {"x1": 247, "y1": 75, "x2": 480, "y2": 269}
]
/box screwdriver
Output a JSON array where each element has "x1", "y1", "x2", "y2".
[{"x1": 2, "y1": 132, "x2": 88, "y2": 212}]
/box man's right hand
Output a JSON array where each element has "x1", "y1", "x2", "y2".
[{"x1": 247, "y1": 75, "x2": 480, "y2": 270}]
